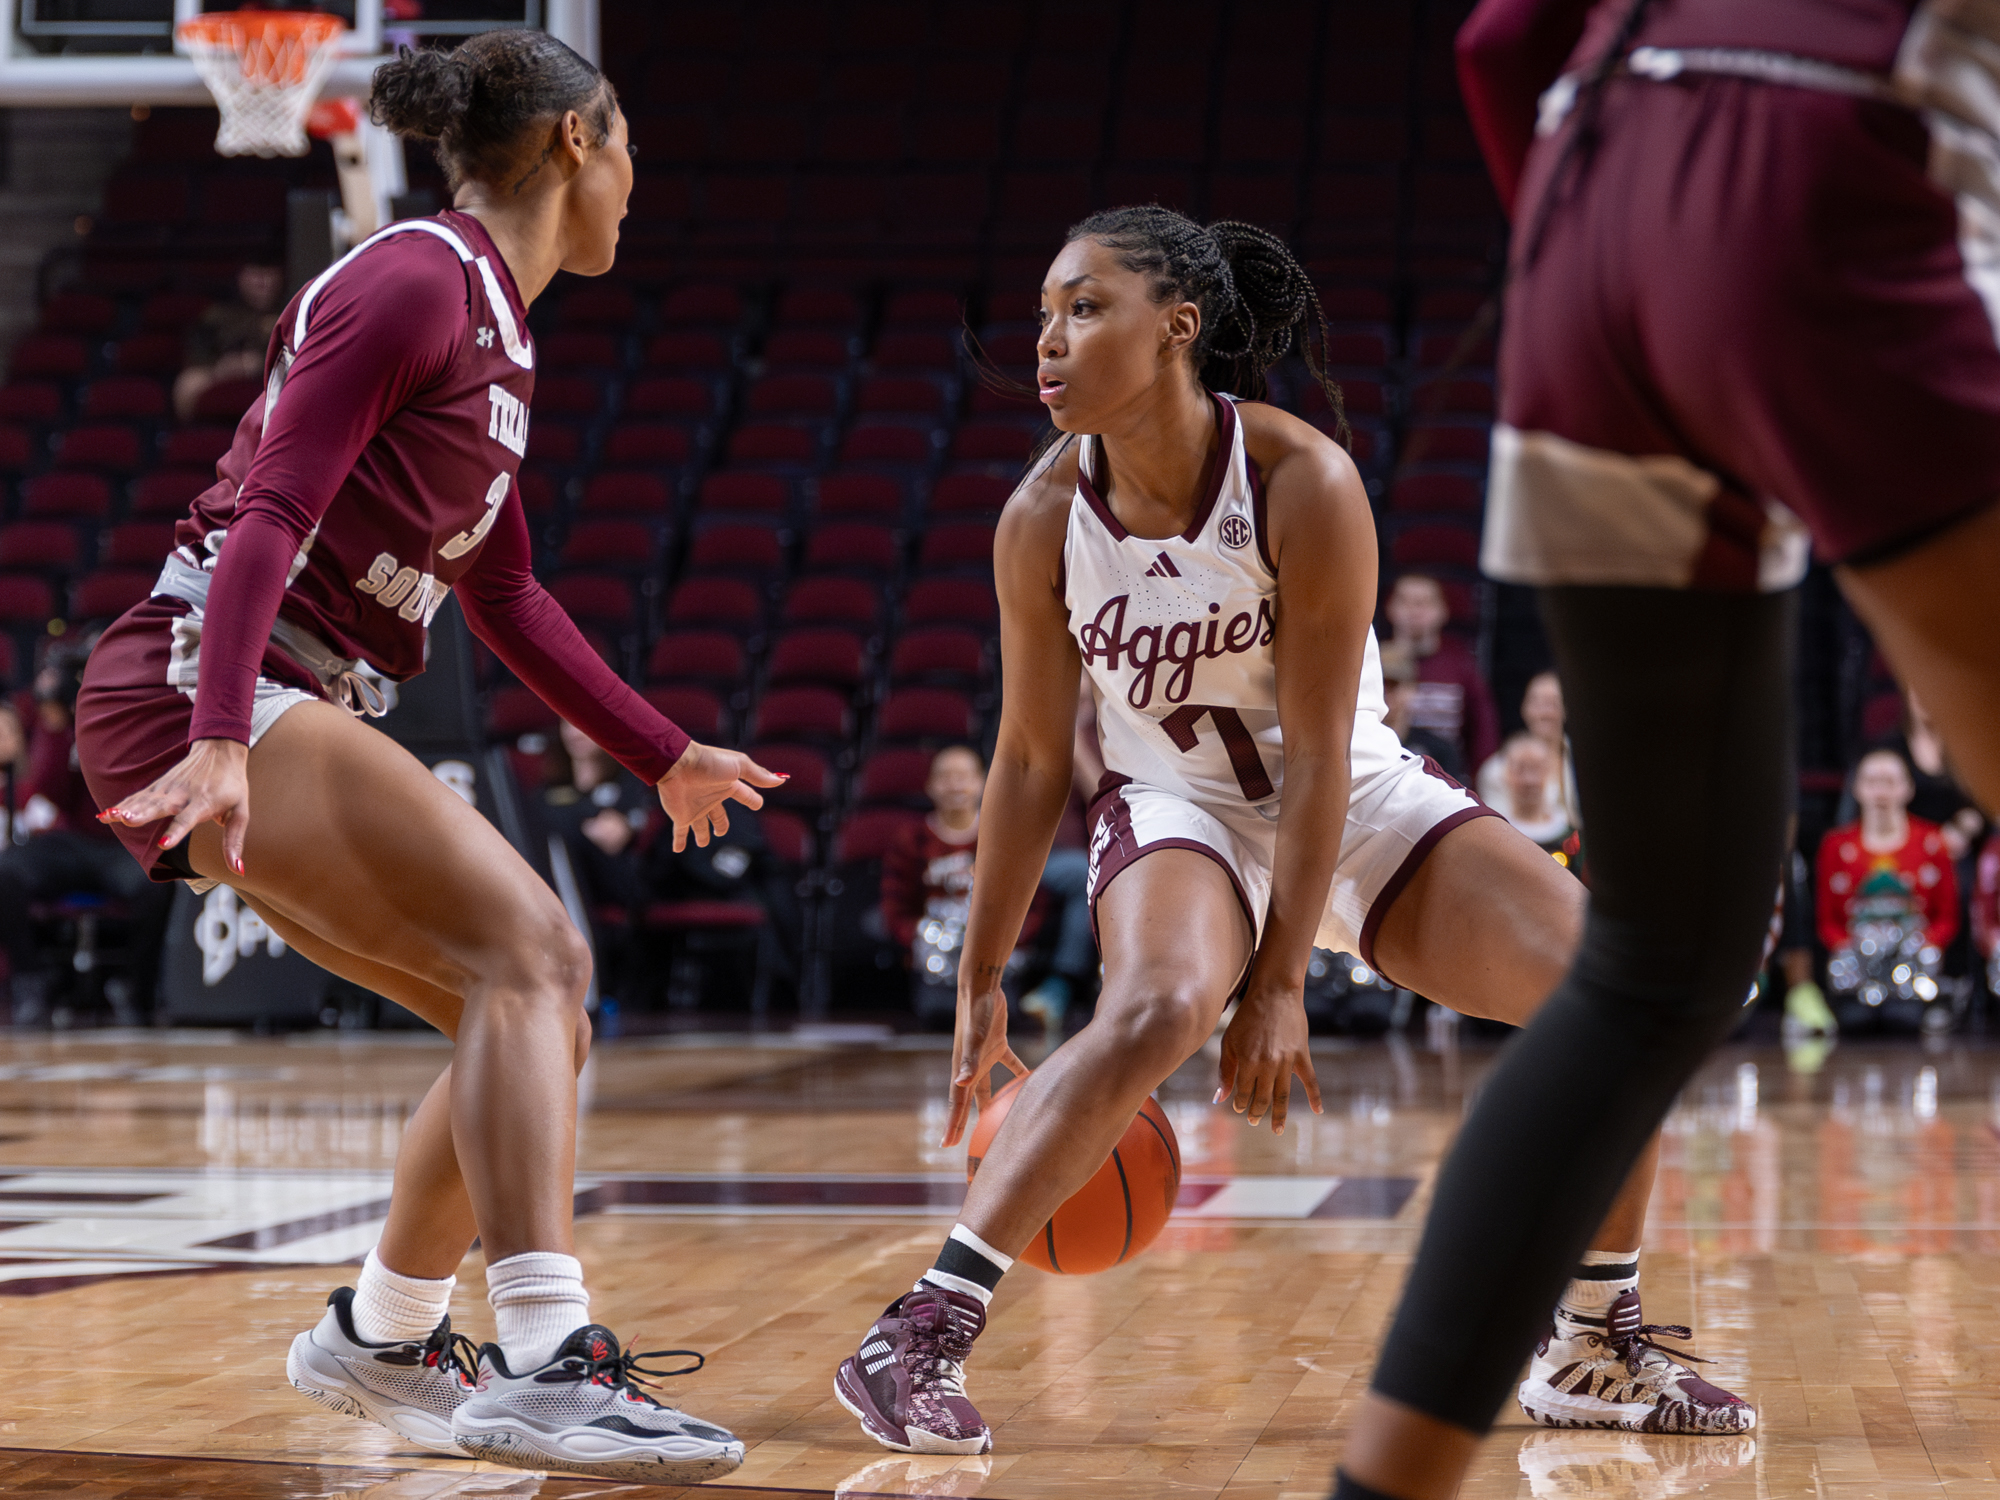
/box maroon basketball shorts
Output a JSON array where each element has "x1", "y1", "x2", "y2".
[
  {"x1": 74, "y1": 595, "x2": 330, "y2": 880},
  {"x1": 1485, "y1": 75, "x2": 2000, "y2": 591}
]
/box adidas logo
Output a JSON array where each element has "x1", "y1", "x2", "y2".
[{"x1": 1143, "y1": 551, "x2": 1180, "y2": 578}]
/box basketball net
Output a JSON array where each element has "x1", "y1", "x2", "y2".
[{"x1": 177, "y1": 11, "x2": 348, "y2": 159}]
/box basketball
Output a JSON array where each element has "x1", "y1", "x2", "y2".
[{"x1": 965, "y1": 1074, "x2": 1181, "y2": 1274}]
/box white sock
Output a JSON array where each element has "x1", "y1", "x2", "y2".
[
  {"x1": 487, "y1": 1251, "x2": 589, "y2": 1371},
  {"x1": 351, "y1": 1248, "x2": 454, "y2": 1345},
  {"x1": 1557, "y1": 1248, "x2": 1640, "y2": 1331},
  {"x1": 917, "y1": 1224, "x2": 1015, "y2": 1307}
]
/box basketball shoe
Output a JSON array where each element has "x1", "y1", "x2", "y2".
[
  {"x1": 450, "y1": 1324, "x2": 745, "y2": 1482},
  {"x1": 835, "y1": 1284, "x2": 992, "y2": 1454},
  {"x1": 1517, "y1": 1289, "x2": 1756, "y2": 1434},
  {"x1": 285, "y1": 1286, "x2": 479, "y2": 1452}
]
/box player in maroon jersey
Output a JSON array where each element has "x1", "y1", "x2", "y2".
[
  {"x1": 1335, "y1": 2, "x2": 2000, "y2": 1496},
  {"x1": 81, "y1": 33, "x2": 767, "y2": 1484}
]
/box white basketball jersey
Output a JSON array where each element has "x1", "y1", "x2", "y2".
[{"x1": 1062, "y1": 394, "x2": 1405, "y2": 809}]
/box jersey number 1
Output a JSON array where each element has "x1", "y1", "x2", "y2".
[{"x1": 1159, "y1": 704, "x2": 1274, "y2": 800}]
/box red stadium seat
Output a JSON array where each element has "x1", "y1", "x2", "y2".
[
  {"x1": 903, "y1": 578, "x2": 997, "y2": 626},
  {"x1": 930, "y1": 473, "x2": 1012, "y2": 514},
  {"x1": 762, "y1": 330, "x2": 854, "y2": 370},
  {"x1": 643, "y1": 331, "x2": 730, "y2": 370},
  {"x1": 101, "y1": 521, "x2": 174, "y2": 568},
  {"x1": 765, "y1": 627, "x2": 866, "y2": 688},
  {"x1": 55, "y1": 423, "x2": 144, "y2": 472},
  {"x1": 776, "y1": 287, "x2": 861, "y2": 326},
  {"x1": 516, "y1": 468, "x2": 558, "y2": 515},
  {"x1": 627, "y1": 376, "x2": 717, "y2": 418},
  {"x1": 745, "y1": 743, "x2": 830, "y2": 808},
  {"x1": 667, "y1": 575, "x2": 765, "y2": 630},
  {"x1": 917, "y1": 520, "x2": 995, "y2": 571},
  {"x1": 1409, "y1": 376, "x2": 1495, "y2": 417},
  {"x1": 855, "y1": 377, "x2": 947, "y2": 417},
  {"x1": 0, "y1": 574, "x2": 55, "y2": 623},
  {"x1": 159, "y1": 425, "x2": 233, "y2": 468},
  {"x1": 1324, "y1": 326, "x2": 1394, "y2": 366},
  {"x1": 747, "y1": 375, "x2": 839, "y2": 417},
  {"x1": 8, "y1": 334, "x2": 89, "y2": 380},
  {"x1": 855, "y1": 747, "x2": 934, "y2": 806},
  {"x1": 699, "y1": 472, "x2": 789, "y2": 514},
  {"x1": 687, "y1": 521, "x2": 783, "y2": 573},
  {"x1": 646, "y1": 629, "x2": 745, "y2": 686},
  {"x1": 130, "y1": 468, "x2": 213, "y2": 517},
  {"x1": 602, "y1": 424, "x2": 692, "y2": 466},
  {"x1": 839, "y1": 425, "x2": 933, "y2": 466},
  {"x1": 547, "y1": 572, "x2": 637, "y2": 626},
  {"x1": 0, "y1": 522, "x2": 80, "y2": 571},
  {"x1": 752, "y1": 685, "x2": 850, "y2": 741},
  {"x1": 527, "y1": 423, "x2": 582, "y2": 464},
  {"x1": 71, "y1": 568, "x2": 154, "y2": 619},
  {"x1": 540, "y1": 331, "x2": 621, "y2": 370},
  {"x1": 1389, "y1": 523, "x2": 1481, "y2": 572},
  {"x1": 950, "y1": 422, "x2": 1033, "y2": 464},
  {"x1": 23, "y1": 472, "x2": 111, "y2": 519},
  {"x1": 559, "y1": 283, "x2": 638, "y2": 327},
  {"x1": 883, "y1": 289, "x2": 963, "y2": 326},
  {"x1": 877, "y1": 687, "x2": 974, "y2": 741},
  {"x1": 1391, "y1": 472, "x2": 1485, "y2": 515},
  {"x1": 139, "y1": 290, "x2": 209, "y2": 331},
  {"x1": 580, "y1": 471, "x2": 671, "y2": 515},
  {"x1": 872, "y1": 331, "x2": 956, "y2": 370},
  {"x1": 728, "y1": 424, "x2": 819, "y2": 465},
  {"x1": 760, "y1": 808, "x2": 813, "y2": 865},
  {"x1": 1401, "y1": 421, "x2": 1492, "y2": 466},
  {"x1": 889, "y1": 626, "x2": 986, "y2": 685},
  {"x1": 0, "y1": 382, "x2": 62, "y2": 422},
  {"x1": 0, "y1": 425, "x2": 32, "y2": 473},
  {"x1": 781, "y1": 575, "x2": 881, "y2": 626},
  {"x1": 833, "y1": 806, "x2": 924, "y2": 861},
  {"x1": 534, "y1": 375, "x2": 605, "y2": 417},
  {"x1": 488, "y1": 685, "x2": 559, "y2": 738},
  {"x1": 82, "y1": 377, "x2": 168, "y2": 420},
  {"x1": 814, "y1": 472, "x2": 903, "y2": 516},
  {"x1": 640, "y1": 685, "x2": 723, "y2": 740},
  {"x1": 560, "y1": 519, "x2": 661, "y2": 568},
  {"x1": 191, "y1": 377, "x2": 264, "y2": 422},
  {"x1": 803, "y1": 522, "x2": 899, "y2": 575},
  {"x1": 660, "y1": 283, "x2": 743, "y2": 326}
]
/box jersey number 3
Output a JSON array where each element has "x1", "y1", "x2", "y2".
[{"x1": 1159, "y1": 704, "x2": 1275, "y2": 800}]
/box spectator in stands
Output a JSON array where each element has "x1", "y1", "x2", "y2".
[
  {"x1": 1494, "y1": 733, "x2": 1573, "y2": 854},
  {"x1": 1817, "y1": 749, "x2": 1959, "y2": 1029},
  {"x1": 1477, "y1": 670, "x2": 1576, "y2": 829},
  {"x1": 540, "y1": 720, "x2": 651, "y2": 1001},
  {"x1": 1865, "y1": 688, "x2": 1987, "y2": 860},
  {"x1": 1379, "y1": 641, "x2": 1464, "y2": 778},
  {"x1": 0, "y1": 702, "x2": 22, "y2": 846},
  {"x1": 881, "y1": 745, "x2": 1047, "y2": 1027},
  {"x1": 0, "y1": 646, "x2": 171, "y2": 1023},
  {"x1": 1974, "y1": 830, "x2": 2000, "y2": 1000},
  {"x1": 1383, "y1": 571, "x2": 1498, "y2": 772},
  {"x1": 172, "y1": 261, "x2": 284, "y2": 421}
]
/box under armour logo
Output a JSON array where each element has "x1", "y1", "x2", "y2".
[
  {"x1": 1143, "y1": 551, "x2": 1181, "y2": 578},
  {"x1": 1219, "y1": 515, "x2": 1252, "y2": 550},
  {"x1": 476, "y1": 326, "x2": 495, "y2": 348}
]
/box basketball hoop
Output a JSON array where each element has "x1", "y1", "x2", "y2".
[{"x1": 177, "y1": 10, "x2": 349, "y2": 159}]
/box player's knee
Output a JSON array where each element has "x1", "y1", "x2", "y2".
[
  {"x1": 483, "y1": 902, "x2": 593, "y2": 1015},
  {"x1": 572, "y1": 1006, "x2": 593, "y2": 1074},
  {"x1": 1103, "y1": 980, "x2": 1216, "y2": 1068}
]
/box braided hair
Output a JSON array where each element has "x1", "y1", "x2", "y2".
[{"x1": 1065, "y1": 206, "x2": 1349, "y2": 446}]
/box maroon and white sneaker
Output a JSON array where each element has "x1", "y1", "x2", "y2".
[
  {"x1": 1518, "y1": 1289, "x2": 1756, "y2": 1434},
  {"x1": 834, "y1": 1284, "x2": 991, "y2": 1454}
]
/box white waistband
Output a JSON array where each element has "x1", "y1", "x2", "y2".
[{"x1": 1538, "y1": 46, "x2": 1902, "y2": 137}]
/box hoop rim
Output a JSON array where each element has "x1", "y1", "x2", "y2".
[{"x1": 176, "y1": 11, "x2": 348, "y2": 50}]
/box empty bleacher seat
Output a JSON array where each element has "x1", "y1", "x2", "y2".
[
  {"x1": 686, "y1": 520, "x2": 785, "y2": 573},
  {"x1": 781, "y1": 575, "x2": 881, "y2": 627},
  {"x1": 930, "y1": 473, "x2": 1012, "y2": 514},
  {"x1": 602, "y1": 424, "x2": 693, "y2": 467},
  {"x1": 698, "y1": 471, "x2": 790, "y2": 515},
  {"x1": 101, "y1": 521, "x2": 174, "y2": 568},
  {"x1": 55, "y1": 424, "x2": 145, "y2": 472},
  {"x1": 640, "y1": 684, "x2": 724, "y2": 740},
  {"x1": 547, "y1": 572, "x2": 639, "y2": 627},
  {"x1": 803, "y1": 521, "x2": 899, "y2": 575},
  {"x1": 666, "y1": 575, "x2": 765, "y2": 632},
  {"x1": 1388, "y1": 522, "x2": 1482, "y2": 572},
  {"x1": 744, "y1": 743, "x2": 830, "y2": 809},
  {"x1": 1391, "y1": 472, "x2": 1486, "y2": 515},
  {"x1": 646, "y1": 629, "x2": 745, "y2": 686},
  {"x1": 580, "y1": 471, "x2": 672, "y2": 515},
  {"x1": 0, "y1": 575, "x2": 55, "y2": 623},
  {"x1": 159, "y1": 426, "x2": 232, "y2": 468},
  {"x1": 765, "y1": 627, "x2": 867, "y2": 688},
  {"x1": 855, "y1": 747, "x2": 933, "y2": 806},
  {"x1": 813, "y1": 473, "x2": 903, "y2": 517},
  {"x1": 130, "y1": 469, "x2": 212, "y2": 517},
  {"x1": 560, "y1": 519, "x2": 661, "y2": 569},
  {"x1": 752, "y1": 684, "x2": 850, "y2": 742},
  {"x1": 903, "y1": 577, "x2": 996, "y2": 627},
  {"x1": 71, "y1": 568, "x2": 154, "y2": 620},
  {"x1": 916, "y1": 520, "x2": 996, "y2": 571},
  {"x1": 876, "y1": 687, "x2": 974, "y2": 741},
  {"x1": 0, "y1": 522, "x2": 81, "y2": 571},
  {"x1": 23, "y1": 473, "x2": 111, "y2": 520},
  {"x1": 82, "y1": 377, "x2": 169, "y2": 420},
  {"x1": 889, "y1": 626, "x2": 986, "y2": 686}
]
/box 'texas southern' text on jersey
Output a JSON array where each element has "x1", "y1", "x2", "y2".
[{"x1": 174, "y1": 210, "x2": 535, "y2": 681}]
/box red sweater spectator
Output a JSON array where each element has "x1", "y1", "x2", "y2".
[
  {"x1": 1384, "y1": 573, "x2": 1498, "y2": 771},
  {"x1": 1816, "y1": 751, "x2": 1960, "y2": 954}
]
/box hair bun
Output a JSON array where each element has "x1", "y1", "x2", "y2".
[{"x1": 368, "y1": 45, "x2": 475, "y2": 141}]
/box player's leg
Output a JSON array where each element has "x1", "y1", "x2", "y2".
[
  {"x1": 1837, "y1": 500, "x2": 2000, "y2": 810},
  {"x1": 837, "y1": 846, "x2": 1252, "y2": 1455},
  {"x1": 1371, "y1": 815, "x2": 1750, "y2": 1435},
  {"x1": 1337, "y1": 585, "x2": 1793, "y2": 1500},
  {"x1": 178, "y1": 701, "x2": 742, "y2": 1481}
]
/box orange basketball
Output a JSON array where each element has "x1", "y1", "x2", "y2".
[{"x1": 965, "y1": 1073, "x2": 1181, "y2": 1274}]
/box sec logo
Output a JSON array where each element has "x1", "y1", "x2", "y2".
[{"x1": 1219, "y1": 514, "x2": 1252, "y2": 550}]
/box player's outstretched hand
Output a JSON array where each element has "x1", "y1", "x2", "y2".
[
  {"x1": 657, "y1": 740, "x2": 786, "y2": 851},
  {"x1": 943, "y1": 977, "x2": 1029, "y2": 1148},
  {"x1": 99, "y1": 736, "x2": 251, "y2": 878},
  {"x1": 1216, "y1": 983, "x2": 1324, "y2": 1135}
]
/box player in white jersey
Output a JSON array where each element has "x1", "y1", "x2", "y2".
[{"x1": 833, "y1": 207, "x2": 1752, "y2": 1456}]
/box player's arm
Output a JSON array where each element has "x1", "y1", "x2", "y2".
[
  {"x1": 1458, "y1": 0, "x2": 1595, "y2": 212},
  {"x1": 457, "y1": 483, "x2": 779, "y2": 851},
  {"x1": 943, "y1": 442, "x2": 1085, "y2": 1146},
  {"x1": 103, "y1": 252, "x2": 464, "y2": 872},
  {"x1": 1220, "y1": 405, "x2": 1378, "y2": 1134}
]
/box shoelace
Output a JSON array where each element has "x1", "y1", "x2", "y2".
[
  {"x1": 423, "y1": 1322, "x2": 483, "y2": 1384},
  {"x1": 574, "y1": 1343, "x2": 707, "y2": 1404},
  {"x1": 1612, "y1": 1321, "x2": 1713, "y2": 1376},
  {"x1": 909, "y1": 1299, "x2": 975, "y2": 1398},
  {"x1": 331, "y1": 668, "x2": 390, "y2": 718}
]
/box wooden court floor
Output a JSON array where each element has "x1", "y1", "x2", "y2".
[{"x1": 3, "y1": 1024, "x2": 1999, "y2": 1498}]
